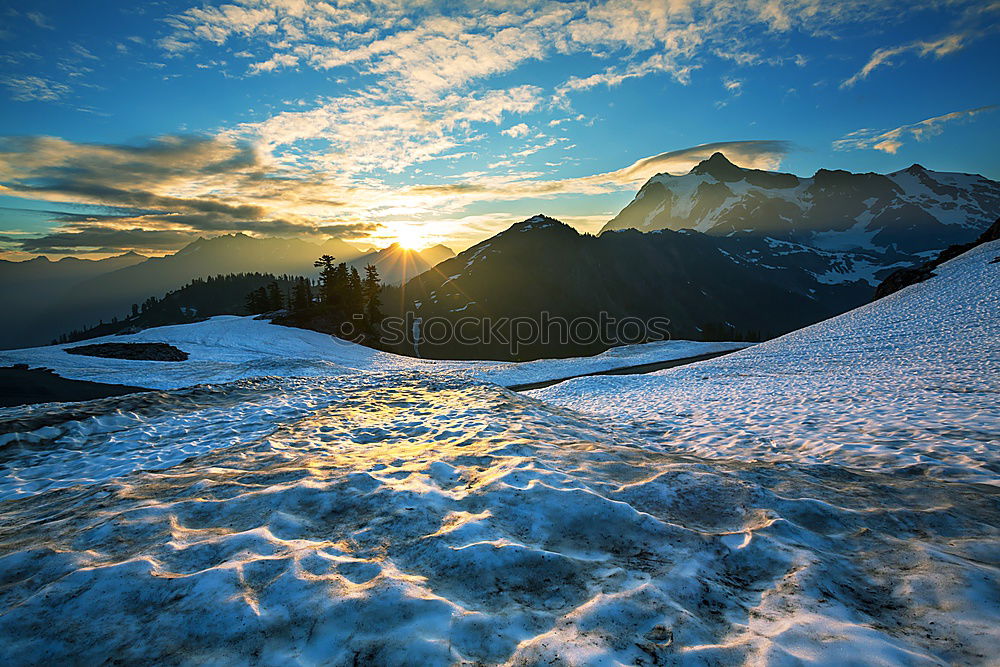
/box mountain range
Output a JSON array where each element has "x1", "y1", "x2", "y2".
[
  {"x1": 389, "y1": 215, "x2": 872, "y2": 359},
  {"x1": 602, "y1": 153, "x2": 999, "y2": 281},
  {"x1": 4, "y1": 154, "x2": 997, "y2": 354},
  {"x1": 392, "y1": 156, "x2": 998, "y2": 359},
  {"x1": 1, "y1": 233, "x2": 452, "y2": 348},
  {"x1": 1, "y1": 251, "x2": 149, "y2": 349}
]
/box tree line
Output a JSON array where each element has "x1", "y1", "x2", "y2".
[
  {"x1": 54, "y1": 273, "x2": 302, "y2": 344},
  {"x1": 248, "y1": 256, "x2": 385, "y2": 341}
]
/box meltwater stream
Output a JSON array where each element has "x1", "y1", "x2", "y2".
[{"x1": 0, "y1": 374, "x2": 996, "y2": 665}]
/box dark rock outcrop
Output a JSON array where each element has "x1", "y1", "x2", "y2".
[{"x1": 64, "y1": 342, "x2": 190, "y2": 362}]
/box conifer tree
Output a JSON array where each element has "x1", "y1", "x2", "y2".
[
  {"x1": 245, "y1": 286, "x2": 268, "y2": 314},
  {"x1": 291, "y1": 277, "x2": 312, "y2": 311},
  {"x1": 362, "y1": 264, "x2": 383, "y2": 330},
  {"x1": 313, "y1": 254, "x2": 337, "y2": 306},
  {"x1": 331, "y1": 263, "x2": 349, "y2": 314},
  {"x1": 347, "y1": 266, "x2": 364, "y2": 317},
  {"x1": 266, "y1": 281, "x2": 283, "y2": 311}
]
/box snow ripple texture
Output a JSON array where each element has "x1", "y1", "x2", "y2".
[
  {"x1": 532, "y1": 241, "x2": 1000, "y2": 486},
  {"x1": 0, "y1": 243, "x2": 997, "y2": 665}
]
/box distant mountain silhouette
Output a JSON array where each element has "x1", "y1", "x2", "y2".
[
  {"x1": 0, "y1": 252, "x2": 147, "y2": 348},
  {"x1": 347, "y1": 243, "x2": 455, "y2": 285},
  {"x1": 6, "y1": 233, "x2": 461, "y2": 348},
  {"x1": 7, "y1": 234, "x2": 364, "y2": 349},
  {"x1": 416, "y1": 244, "x2": 457, "y2": 267},
  {"x1": 58, "y1": 273, "x2": 305, "y2": 343},
  {"x1": 391, "y1": 215, "x2": 872, "y2": 360}
]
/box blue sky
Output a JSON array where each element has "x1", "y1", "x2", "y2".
[{"x1": 0, "y1": 0, "x2": 997, "y2": 258}]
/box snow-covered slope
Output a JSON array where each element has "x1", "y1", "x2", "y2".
[
  {"x1": 0, "y1": 245, "x2": 996, "y2": 664},
  {"x1": 531, "y1": 239, "x2": 1000, "y2": 484},
  {"x1": 0, "y1": 315, "x2": 745, "y2": 391}
]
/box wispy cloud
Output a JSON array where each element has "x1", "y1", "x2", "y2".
[
  {"x1": 554, "y1": 53, "x2": 698, "y2": 102},
  {"x1": 250, "y1": 52, "x2": 299, "y2": 74},
  {"x1": 841, "y1": 2, "x2": 998, "y2": 88},
  {"x1": 715, "y1": 76, "x2": 743, "y2": 108},
  {"x1": 832, "y1": 106, "x2": 997, "y2": 154},
  {"x1": 404, "y1": 140, "x2": 792, "y2": 200},
  {"x1": 157, "y1": 0, "x2": 908, "y2": 102},
  {"x1": 25, "y1": 11, "x2": 53, "y2": 30},
  {"x1": 2, "y1": 76, "x2": 70, "y2": 102},
  {"x1": 841, "y1": 32, "x2": 972, "y2": 88},
  {"x1": 234, "y1": 85, "x2": 544, "y2": 176}
]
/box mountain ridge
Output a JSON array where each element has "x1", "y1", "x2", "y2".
[
  {"x1": 390, "y1": 214, "x2": 873, "y2": 360},
  {"x1": 601, "y1": 153, "x2": 1000, "y2": 261}
]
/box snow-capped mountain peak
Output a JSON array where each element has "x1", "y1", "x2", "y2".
[
  {"x1": 688, "y1": 151, "x2": 747, "y2": 181},
  {"x1": 602, "y1": 157, "x2": 1000, "y2": 259}
]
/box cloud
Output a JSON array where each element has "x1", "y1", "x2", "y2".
[
  {"x1": 250, "y1": 52, "x2": 299, "y2": 73},
  {"x1": 235, "y1": 85, "x2": 543, "y2": 175},
  {"x1": 0, "y1": 133, "x2": 790, "y2": 254},
  {"x1": 16, "y1": 226, "x2": 199, "y2": 254},
  {"x1": 26, "y1": 12, "x2": 53, "y2": 30},
  {"x1": 406, "y1": 140, "x2": 793, "y2": 200},
  {"x1": 3, "y1": 76, "x2": 70, "y2": 102},
  {"x1": 555, "y1": 52, "x2": 698, "y2": 100},
  {"x1": 157, "y1": 0, "x2": 912, "y2": 102},
  {"x1": 841, "y1": 3, "x2": 998, "y2": 88},
  {"x1": 549, "y1": 115, "x2": 586, "y2": 126},
  {"x1": 70, "y1": 43, "x2": 99, "y2": 60},
  {"x1": 841, "y1": 32, "x2": 972, "y2": 88},
  {"x1": 502, "y1": 123, "x2": 530, "y2": 138},
  {"x1": 556, "y1": 139, "x2": 792, "y2": 186},
  {"x1": 832, "y1": 106, "x2": 997, "y2": 154},
  {"x1": 0, "y1": 134, "x2": 327, "y2": 252}
]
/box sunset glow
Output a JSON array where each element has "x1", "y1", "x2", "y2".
[{"x1": 0, "y1": 1, "x2": 995, "y2": 258}]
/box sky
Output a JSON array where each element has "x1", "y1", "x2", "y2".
[{"x1": 0, "y1": 0, "x2": 997, "y2": 259}]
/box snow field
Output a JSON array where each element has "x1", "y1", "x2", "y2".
[{"x1": 0, "y1": 242, "x2": 996, "y2": 664}]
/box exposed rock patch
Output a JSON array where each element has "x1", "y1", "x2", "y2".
[{"x1": 65, "y1": 342, "x2": 189, "y2": 362}]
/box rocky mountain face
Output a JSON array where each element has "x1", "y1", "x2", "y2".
[
  {"x1": 601, "y1": 153, "x2": 1000, "y2": 285},
  {"x1": 390, "y1": 215, "x2": 872, "y2": 360}
]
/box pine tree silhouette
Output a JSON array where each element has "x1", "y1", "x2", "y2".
[
  {"x1": 313, "y1": 254, "x2": 337, "y2": 306},
  {"x1": 266, "y1": 281, "x2": 284, "y2": 311},
  {"x1": 362, "y1": 264, "x2": 383, "y2": 331}
]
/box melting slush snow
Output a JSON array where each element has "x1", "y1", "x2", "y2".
[{"x1": 0, "y1": 243, "x2": 998, "y2": 664}]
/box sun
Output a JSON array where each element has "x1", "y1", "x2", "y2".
[{"x1": 393, "y1": 228, "x2": 426, "y2": 250}]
